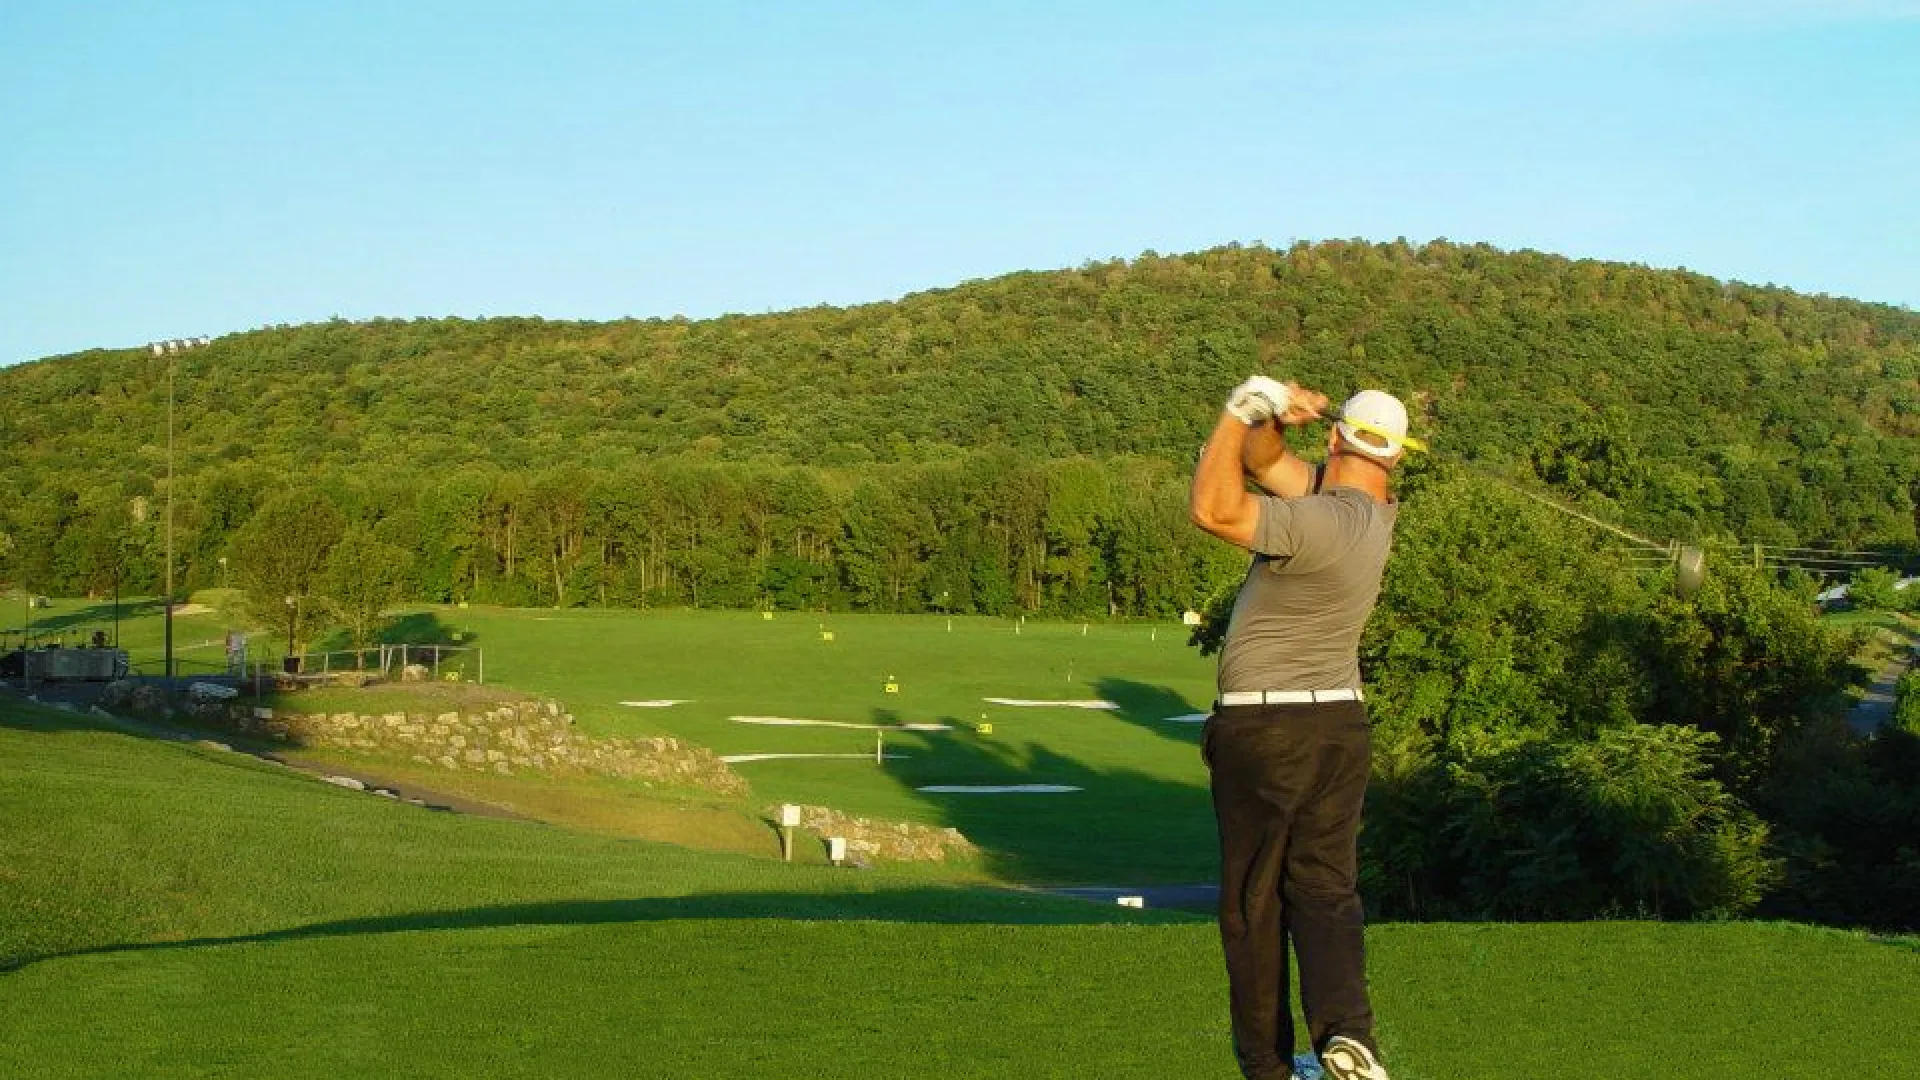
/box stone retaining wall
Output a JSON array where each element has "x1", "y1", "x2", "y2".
[
  {"x1": 88, "y1": 684, "x2": 977, "y2": 864},
  {"x1": 784, "y1": 803, "x2": 977, "y2": 865},
  {"x1": 98, "y1": 683, "x2": 746, "y2": 797}
]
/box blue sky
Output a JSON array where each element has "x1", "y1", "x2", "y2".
[{"x1": 2, "y1": 0, "x2": 1916, "y2": 366}]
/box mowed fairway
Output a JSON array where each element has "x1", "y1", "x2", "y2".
[
  {"x1": 5, "y1": 699, "x2": 1919, "y2": 1079},
  {"x1": 413, "y1": 607, "x2": 1221, "y2": 884}
]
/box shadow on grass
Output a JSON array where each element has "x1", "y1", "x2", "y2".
[
  {"x1": 2, "y1": 886, "x2": 1197, "y2": 974},
  {"x1": 378, "y1": 612, "x2": 469, "y2": 647},
  {"x1": 1094, "y1": 676, "x2": 1206, "y2": 748},
  {"x1": 0, "y1": 694, "x2": 111, "y2": 736},
  {"x1": 309, "y1": 612, "x2": 474, "y2": 654},
  {"x1": 884, "y1": 693, "x2": 1218, "y2": 887},
  {"x1": 4, "y1": 598, "x2": 164, "y2": 639}
]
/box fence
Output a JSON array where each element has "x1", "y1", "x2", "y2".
[
  {"x1": 286, "y1": 643, "x2": 484, "y2": 684},
  {"x1": 116, "y1": 640, "x2": 484, "y2": 687}
]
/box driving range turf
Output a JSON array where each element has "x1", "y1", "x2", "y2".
[
  {"x1": 5, "y1": 602, "x2": 1919, "y2": 1077},
  {"x1": 377, "y1": 606, "x2": 1224, "y2": 883}
]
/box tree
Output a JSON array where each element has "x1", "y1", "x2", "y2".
[
  {"x1": 322, "y1": 524, "x2": 409, "y2": 656},
  {"x1": 1643, "y1": 563, "x2": 1859, "y2": 794},
  {"x1": 1359, "y1": 471, "x2": 1653, "y2": 753},
  {"x1": 229, "y1": 491, "x2": 345, "y2": 660},
  {"x1": 523, "y1": 470, "x2": 592, "y2": 607},
  {"x1": 839, "y1": 479, "x2": 935, "y2": 611},
  {"x1": 1847, "y1": 566, "x2": 1901, "y2": 612}
]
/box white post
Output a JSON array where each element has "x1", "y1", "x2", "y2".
[
  {"x1": 779, "y1": 803, "x2": 800, "y2": 862},
  {"x1": 875, "y1": 729, "x2": 884, "y2": 765}
]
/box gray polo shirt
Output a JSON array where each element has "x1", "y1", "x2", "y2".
[{"x1": 1217, "y1": 486, "x2": 1398, "y2": 695}]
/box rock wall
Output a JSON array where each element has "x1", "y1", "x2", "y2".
[
  {"x1": 94, "y1": 683, "x2": 748, "y2": 798},
  {"x1": 785, "y1": 803, "x2": 977, "y2": 865},
  {"x1": 87, "y1": 683, "x2": 978, "y2": 863}
]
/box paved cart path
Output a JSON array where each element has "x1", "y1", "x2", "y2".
[{"x1": 1850, "y1": 651, "x2": 1914, "y2": 735}]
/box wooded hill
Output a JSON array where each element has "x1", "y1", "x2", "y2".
[{"x1": 3, "y1": 239, "x2": 1918, "y2": 612}]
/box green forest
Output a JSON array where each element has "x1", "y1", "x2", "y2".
[
  {"x1": 4, "y1": 239, "x2": 1918, "y2": 930},
  {"x1": 3, "y1": 239, "x2": 1919, "y2": 618}
]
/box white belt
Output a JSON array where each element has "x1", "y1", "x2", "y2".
[{"x1": 1219, "y1": 688, "x2": 1363, "y2": 706}]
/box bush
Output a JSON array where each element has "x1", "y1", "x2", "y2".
[
  {"x1": 1847, "y1": 566, "x2": 1900, "y2": 612},
  {"x1": 1760, "y1": 725, "x2": 1920, "y2": 930},
  {"x1": 1362, "y1": 723, "x2": 1776, "y2": 920},
  {"x1": 1893, "y1": 669, "x2": 1920, "y2": 737}
]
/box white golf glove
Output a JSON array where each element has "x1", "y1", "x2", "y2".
[{"x1": 1225, "y1": 375, "x2": 1292, "y2": 426}]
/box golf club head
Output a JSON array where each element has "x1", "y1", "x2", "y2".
[{"x1": 1675, "y1": 545, "x2": 1707, "y2": 597}]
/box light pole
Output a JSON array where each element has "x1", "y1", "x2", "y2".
[{"x1": 150, "y1": 336, "x2": 209, "y2": 686}]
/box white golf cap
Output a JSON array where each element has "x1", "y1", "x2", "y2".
[{"x1": 1336, "y1": 390, "x2": 1410, "y2": 460}]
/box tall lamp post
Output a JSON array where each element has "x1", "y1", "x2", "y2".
[{"x1": 149, "y1": 336, "x2": 210, "y2": 686}]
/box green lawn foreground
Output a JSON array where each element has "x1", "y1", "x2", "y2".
[{"x1": 6, "y1": 697, "x2": 1920, "y2": 1078}]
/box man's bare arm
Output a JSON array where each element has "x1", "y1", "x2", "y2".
[
  {"x1": 1242, "y1": 421, "x2": 1317, "y2": 497},
  {"x1": 1241, "y1": 382, "x2": 1330, "y2": 497},
  {"x1": 1190, "y1": 411, "x2": 1261, "y2": 548}
]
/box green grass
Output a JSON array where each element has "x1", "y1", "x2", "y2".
[
  {"x1": 5, "y1": 698, "x2": 1919, "y2": 1078},
  {"x1": 16, "y1": 597, "x2": 1221, "y2": 883},
  {"x1": 281, "y1": 747, "x2": 804, "y2": 860},
  {"x1": 368, "y1": 606, "x2": 1221, "y2": 884},
  {"x1": 0, "y1": 696, "x2": 1083, "y2": 972}
]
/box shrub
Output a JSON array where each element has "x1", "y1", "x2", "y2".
[
  {"x1": 1846, "y1": 566, "x2": 1900, "y2": 612},
  {"x1": 1893, "y1": 669, "x2": 1920, "y2": 737},
  {"x1": 1362, "y1": 723, "x2": 1776, "y2": 920},
  {"x1": 1760, "y1": 724, "x2": 1920, "y2": 930}
]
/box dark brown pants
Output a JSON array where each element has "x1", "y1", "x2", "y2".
[{"x1": 1203, "y1": 701, "x2": 1377, "y2": 1080}]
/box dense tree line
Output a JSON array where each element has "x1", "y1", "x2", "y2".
[
  {"x1": 4, "y1": 240, "x2": 1918, "y2": 565},
  {"x1": 2, "y1": 454, "x2": 1244, "y2": 625}
]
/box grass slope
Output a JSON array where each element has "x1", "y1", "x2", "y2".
[
  {"x1": 6, "y1": 697, "x2": 1919, "y2": 1079},
  {"x1": 0, "y1": 698, "x2": 1110, "y2": 971}
]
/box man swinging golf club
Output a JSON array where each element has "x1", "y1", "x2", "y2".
[{"x1": 1188, "y1": 375, "x2": 1408, "y2": 1080}]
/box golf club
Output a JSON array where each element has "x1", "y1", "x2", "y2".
[{"x1": 1316, "y1": 401, "x2": 1707, "y2": 597}]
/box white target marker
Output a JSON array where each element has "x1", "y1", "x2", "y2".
[
  {"x1": 915, "y1": 784, "x2": 1082, "y2": 794},
  {"x1": 723, "y1": 753, "x2": 911, "y2": 764},
  {"x1": 982, "y1": 698, "x2": 1118, "y2": 710},
  {"x1": 732, "y1": 716, "x2": 951, "y2": 731}
]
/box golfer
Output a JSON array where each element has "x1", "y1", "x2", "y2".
[{"x1": 1188, "y1": 376, "x2": 1407, "y2": 1080}]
